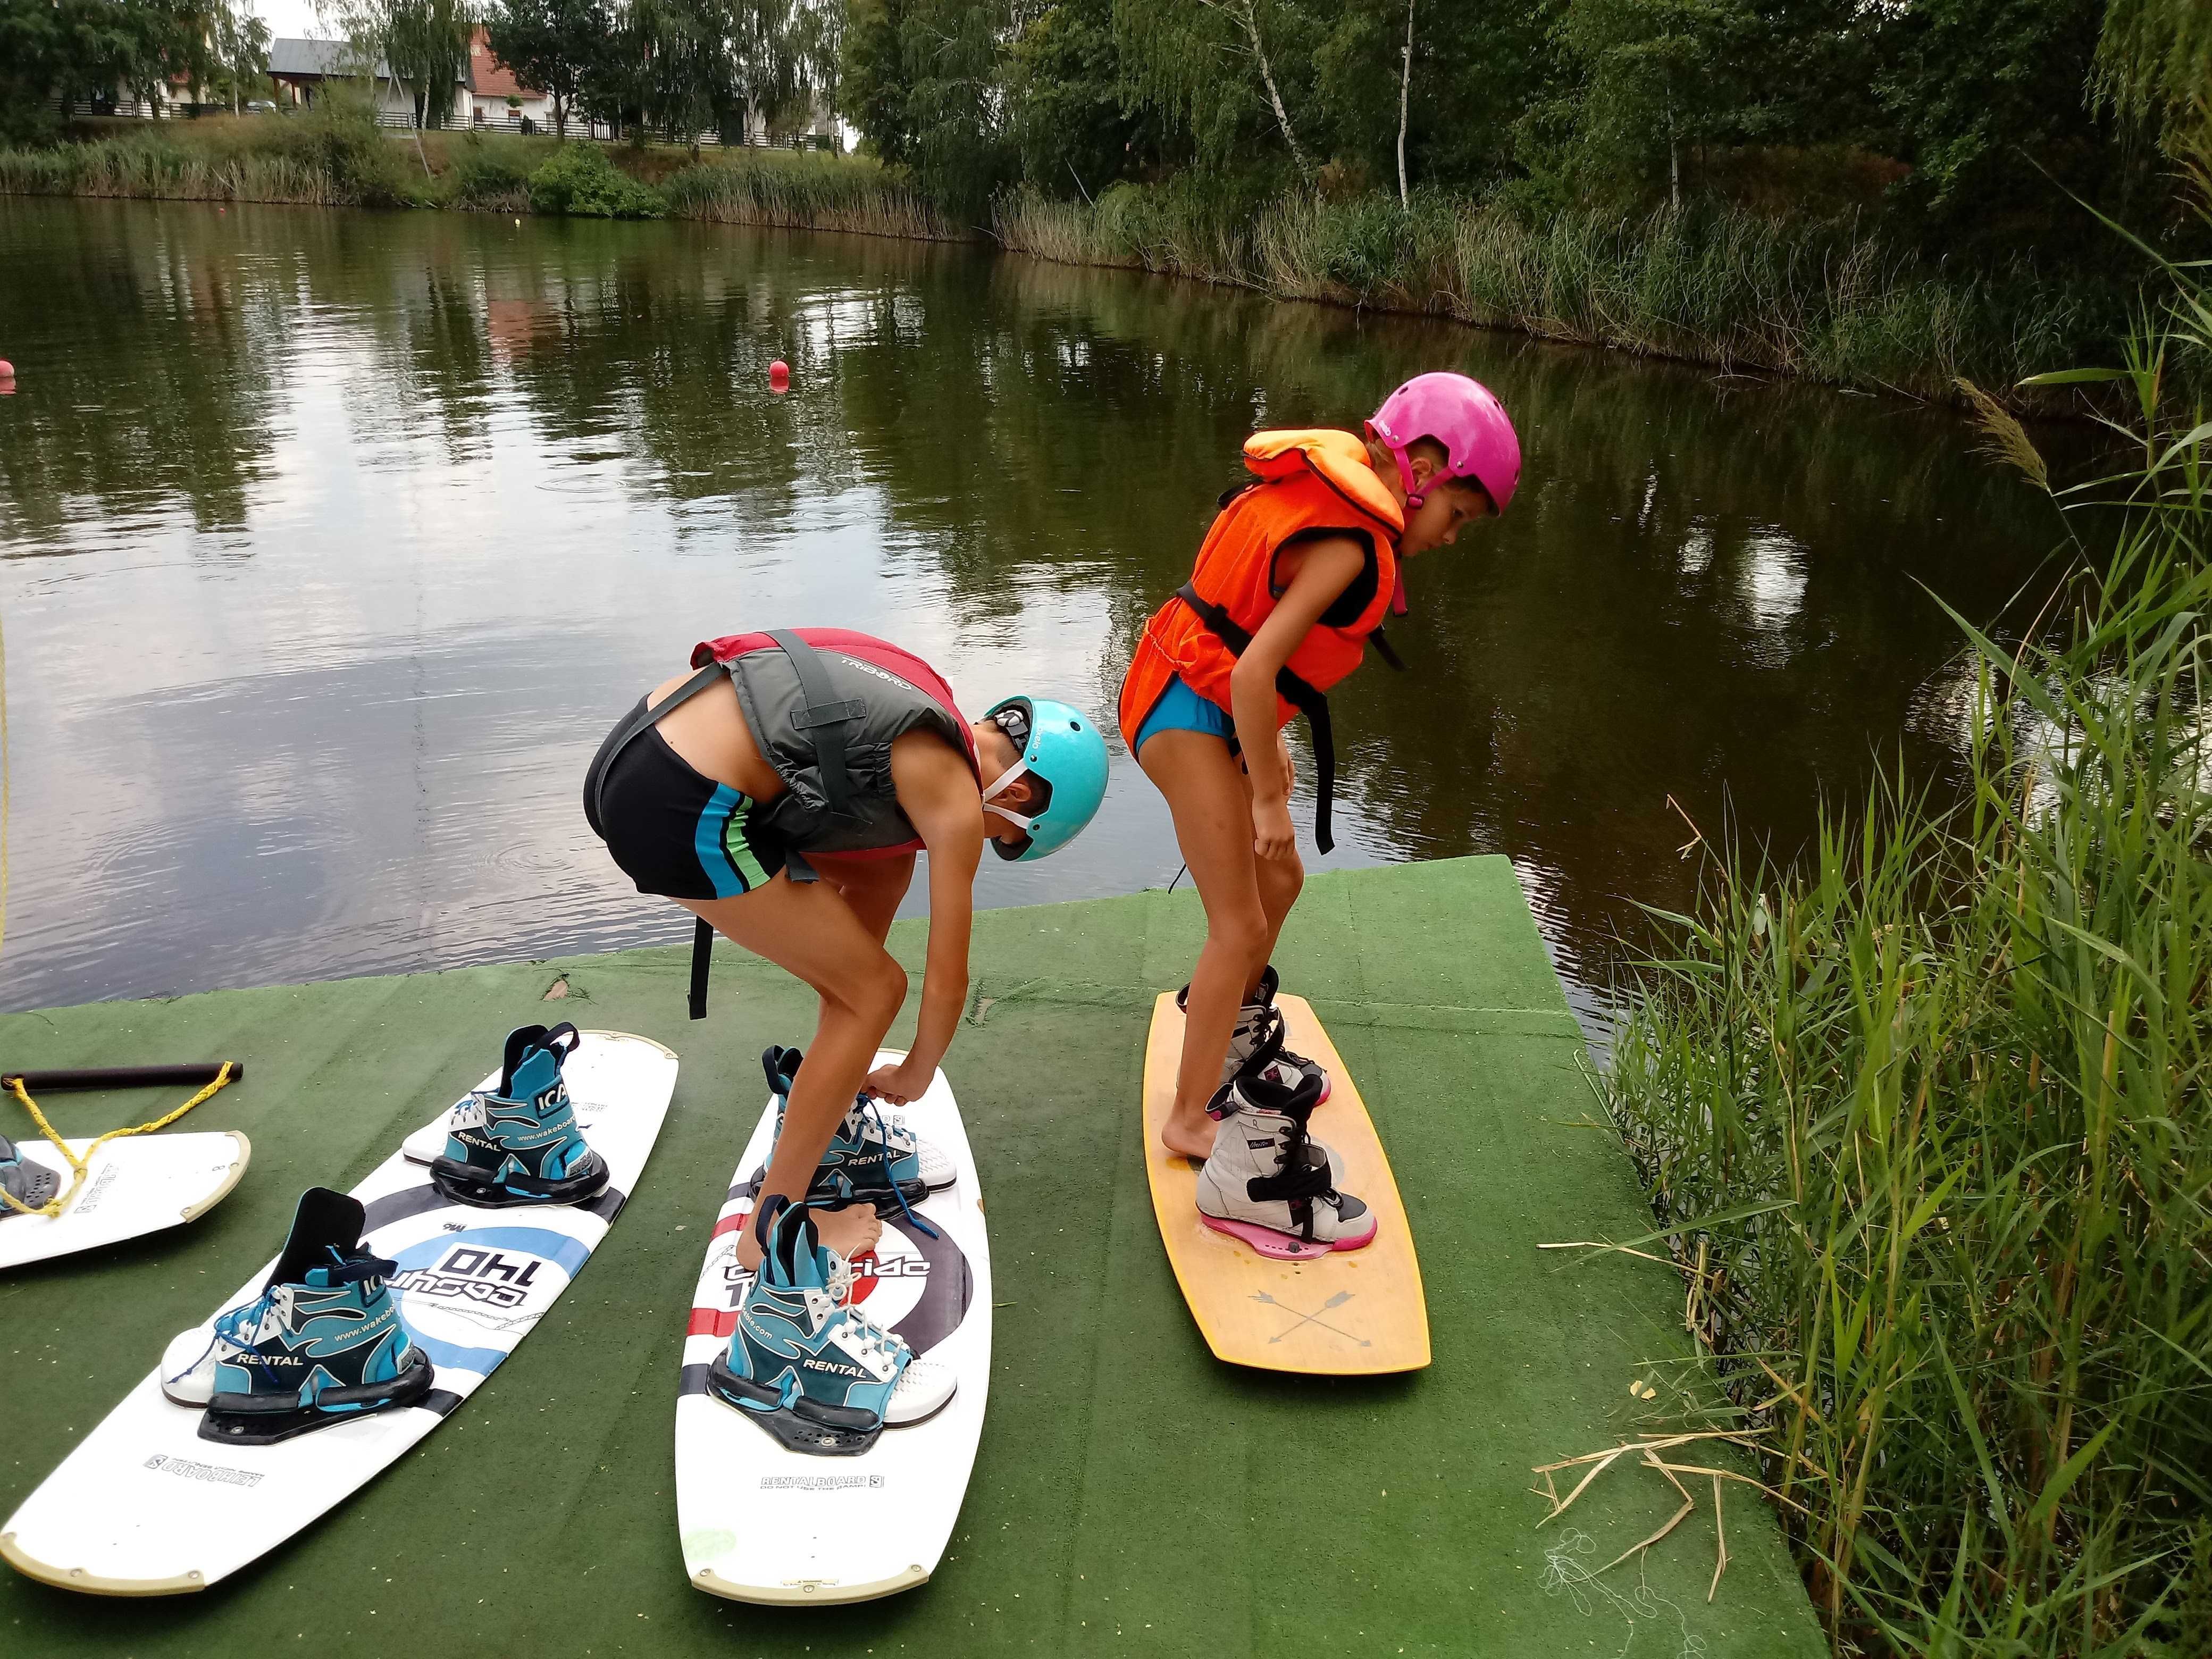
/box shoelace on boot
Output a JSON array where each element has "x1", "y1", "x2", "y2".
[
  {"x1": 823, "y1": 1252, "x2": 910, "y2": 1365},
  {"x1": 851, "y1": 1097, "x2": 939, "y2": 1242}
]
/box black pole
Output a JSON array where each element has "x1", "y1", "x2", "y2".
[{"x1": 1, "y1": 1063, "x2": 243, "y2": 1092}]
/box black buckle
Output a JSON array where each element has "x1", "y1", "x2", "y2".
[{"x1": 790, "y1": 698, "x2": 866, "y2": 729}]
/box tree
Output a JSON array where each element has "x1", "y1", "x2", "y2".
[
  {"x1": 0, "y1": 0, "x2": 214, "y2": 139},
  {"x1": 486, "y1": 0, "x2": 605, "y2": 137},
  {"x1": 1395, "y1": 0, "x2": 1413, "y2": 205},
  {"x1": 1193, "y1": 0, "x2": 1312, "y2": 179},
  {"x1": 214, "y1": 1, "x2": 272, "y2": 112},
  {"x1": 388, "y1": 0, "x2": 475, "y2": 128},
  {"x1": 1553, "y1": 0, "x2": 1755, "y2": 207},
  {"x1": 841, "y1": 0, "x2": 1013, "y2": 203},
  {"x1": 2096, "y1": 0, "x2": 2212, "y2": 154}
]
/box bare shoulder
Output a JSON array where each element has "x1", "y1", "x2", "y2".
[
  {"x1": 1275, "y1": 533, "x2": 1368, "y2": 593},
  {"x1": 890, "y1": 730, "x2": 983, "y2": 834}
]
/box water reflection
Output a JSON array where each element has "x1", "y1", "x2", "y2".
[{"x1": 0, "y1": 198, "x2": 2076, "y2": 1024}]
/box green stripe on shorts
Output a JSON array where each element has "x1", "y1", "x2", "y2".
[{"x1": 723, "y1": 797, "x2": 772, "y2": 891}]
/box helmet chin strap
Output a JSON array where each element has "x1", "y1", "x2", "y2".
[
  {"x1": 1391, "y1": 447, "x2": 1429, "y2": 510},
  {"x1": 982, "y1": 757, "x2": 1038, "y2": 832}
]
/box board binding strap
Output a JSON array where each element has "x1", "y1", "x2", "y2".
[
  {"x1": 676, "y1": 1047, "x2": 991, "y2": 1605},
  {"x1": 0, "y1": 1061, "x2": 250, "y2": 1272},
  {"x1": 0, "y1": 1027, "x2": 676, "y2": 1595}
]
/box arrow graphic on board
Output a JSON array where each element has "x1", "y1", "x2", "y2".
[{"x1": 1251, "y1": 1289, "x2": 1369, "y2": 1346}]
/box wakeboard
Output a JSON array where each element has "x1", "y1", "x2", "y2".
[
  {"x1": 0, "y1": 1132, "x2": 250, "y2": 1272},
  {"x1": 1142, "y1": 992, "x2": 1429, "y2": 1375},
  {"x1": 675, "y1": 1049, "x2": 990, "y2": 1605},
  {"x1": 0, "y1": 1030, "x2": 675, "y2": 1595}
]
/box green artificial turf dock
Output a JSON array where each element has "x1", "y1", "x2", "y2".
[{"x1": 0, "y1": 857, "x2": 1822, "y2": 1657}]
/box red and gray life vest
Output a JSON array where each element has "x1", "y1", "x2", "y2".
[
  {"x1": 693, "y1": 628, "x2": 978, "y2": 858},
  {"x1": 590, "y1": 627, "x2": 976, "y2": 1018}
]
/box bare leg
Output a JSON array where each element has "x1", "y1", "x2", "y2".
[
  {"x1": 1245, "y1": 733, "x2": 1304, "y2": 993},
  {"x1": 1140, "y1": 730, "x2": 1273, "y2": 1160},
  {"x1": 675, "y1": 872, "x2": 910, "y2": 1269}
]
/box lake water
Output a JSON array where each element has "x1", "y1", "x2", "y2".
[{"x1": 0, "y1": 197, "x2": 2072, "y2": 1030}]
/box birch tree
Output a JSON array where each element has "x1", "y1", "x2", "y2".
[{"x1": 1193, "y1": 0, "x2": 1312, "y2": 180}]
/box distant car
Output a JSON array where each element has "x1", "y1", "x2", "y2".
[{"x1": 245, "y1": 100, "x2": 280, "y2": 114}]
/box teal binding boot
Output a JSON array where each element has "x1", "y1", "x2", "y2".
[
  {"x1": 707, "y1": 1198, "x2": 954, "y2": 1455},
  {"x1": 431, "y1": 1024, "x2": 608, "y2": 1208},
  {"x1": 161, "y1": 1187, "x2": 434, "y2": 1444},
  {"x1": 758, "y1": 1046, "x2": 953, "y2": 1218}
]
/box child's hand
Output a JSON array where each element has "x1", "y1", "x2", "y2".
[
  {"x1": 864, "y1": 1058, "x2": 933, "y2": 1105},
  {"x1": 1252, "y1": 798, "x2": 1297, "y2": 862}
]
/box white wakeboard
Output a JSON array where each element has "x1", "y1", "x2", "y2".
[
  {"x1": 0, "y1": 1030, "x2": 676, "y2": 1596},
  {"x1": 0, "y1": 1132, "x2": 250, "y2": 1272},
  {"x1": 675, "y1": 1050, "x2": 991, "y2": 1605}
]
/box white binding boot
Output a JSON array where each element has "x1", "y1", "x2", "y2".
[
  {"x1": 1194, "y1": 1067, "x2": 1376, "y2": 1261},
  {"x1": 1179, "y1": 965, "x2": 1341, "y2": 1179}
]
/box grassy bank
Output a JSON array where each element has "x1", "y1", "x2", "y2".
[
  {"x1": 0, "y1": 118, "x2": 2138, "y2": 407},
  {"x1": 995, "y1": 183, "x2": 2125, "y2": 409},
  {"x1": 1598, "y1": 203, "x2": 2212, "y2": 1652},
  {"x1": 0, "y1": 114, "x2": 945, "y2": 234}
]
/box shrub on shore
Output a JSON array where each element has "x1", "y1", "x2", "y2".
[
  {"x1": 526, "y1": 144, "x2": 664, "y2": 219},
  {"x1": 447, "y1": 132, "x2": 537, "y2": 211},
  {"x1": 1600, "y1": 192, "x2": 2212, "y2": 1655}
]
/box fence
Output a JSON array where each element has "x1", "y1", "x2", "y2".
[{"x1": 54, "y1": 96, "x2": 841, "y2": 153}]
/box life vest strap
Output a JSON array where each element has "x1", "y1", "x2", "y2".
[
  {"x1": 689, "y1": 916, "x2": 715, "y2": 1021},
  {"x1": 1174, "y1": 582, "x2": 1339, "y2": 854},
  {"x1": 1369, "y1": 627, "x2": 1406, "y2": 672},
  {"x1": 765, "y1": 630, "x2": 866, "y2": 822}
]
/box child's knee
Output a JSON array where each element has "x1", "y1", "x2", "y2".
[
  {"x1": 832, "y1": 953, "x2": 908, "y2": 1029},
  {"x1": 859, "y1": 954, "x2": 911, "y2": 1027},
  {"x1": 1210, "y1": 910, "x2": 1271, "y2": 968}
]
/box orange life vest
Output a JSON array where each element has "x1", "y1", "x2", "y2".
[{"x1": 1118, "y1": 429, "x2": 1404, "y2": 852}]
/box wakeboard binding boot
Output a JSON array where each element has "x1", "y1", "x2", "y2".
[
  {"x1": 161, "y1": 1186, "x2": 433, "y2": 1444},
  {"x1": 431, "y1": 1023, "x2": 609, "y2": 1208},
  {"x1": 1179, "y1": 966, "x2": 1342, "y2": 1179},
  {"x1": 706, "y1": 1196, "x2": 954, "y2": 1455},
  {"x1": 0, "y1": 1130, "x2": 59, "y2": 1214},
  {"x1": 1195, "y1": 1066, "x2": 1377, "y2": 1261},
  {"x1": 758, "y1": 1045, "x2": 953, "y2": 1219},
  {"x1": 1180, "y1": 965, "x2": 1331, "y2": 1102}
]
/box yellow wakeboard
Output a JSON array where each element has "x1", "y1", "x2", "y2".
[{"x1": 1142, "y1": 992, "x2": 1429, "y2": 1375}]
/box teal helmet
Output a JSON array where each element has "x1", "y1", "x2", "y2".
[{"x1": 980, "y1": 696, "x2": 1108, "y2": 861}]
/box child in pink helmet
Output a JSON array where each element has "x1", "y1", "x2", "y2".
[{"x1": 1118, "y1": 372, "x2": 1520, "y2": 1255}]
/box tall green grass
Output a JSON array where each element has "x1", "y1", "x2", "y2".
[
  {"x1": 661, "y1": 149, "x2": 965, "y2": 240},
  {"x1": 0, "y1": 105, "x2": 422, "y2": 207},
  {"x1": 1600, "y1": 198, "x2": 2212, "y2": 1654},
  {"x1": 994, "y1": 183, "x2": 2124, "y2": 409}
]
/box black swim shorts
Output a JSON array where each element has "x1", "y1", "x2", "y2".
[{"x1": 583, "y1": 698, "x2": 788, "y2": 901}]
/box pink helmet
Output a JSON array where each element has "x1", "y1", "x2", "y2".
[{"x1": 1368, "y1": 372, "x2": 1521, "y2": 515}]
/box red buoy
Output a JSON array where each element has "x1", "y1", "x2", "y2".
[
  {"x1": 768, "y1": 359, "x2": 790, "y2": 393},
  {"x1": 0, "y1": 360, "x2": 14, "y2": 378}
]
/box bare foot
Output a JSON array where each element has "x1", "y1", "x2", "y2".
[
  {"x1": 732, "y1": 1204, "x2": 884, "y2": 1272},
  {"x1": 814, "y1": 1204, "x2": 883, "y2": 1261},
  {"x1": 1161, "y1": 1115, "x2": 1215, "y2": 1162}
]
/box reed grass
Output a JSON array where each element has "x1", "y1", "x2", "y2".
[
  {"x1": 661, "y1": 150, "x2": 967, "y2": 241},
  {"x1": 0, "y1": 134, "x2": 352, "y2": 206},
  {"x1": 993, "y1": 183, "x2": 2125, "y2": 409},
  {"x1": 1599, "y1": 191, "x2": 2212, "y2": 1656}
]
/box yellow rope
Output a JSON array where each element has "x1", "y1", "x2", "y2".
[{"x1": 0, "y1": 1063, "x2": 237, "y2": 1219}]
